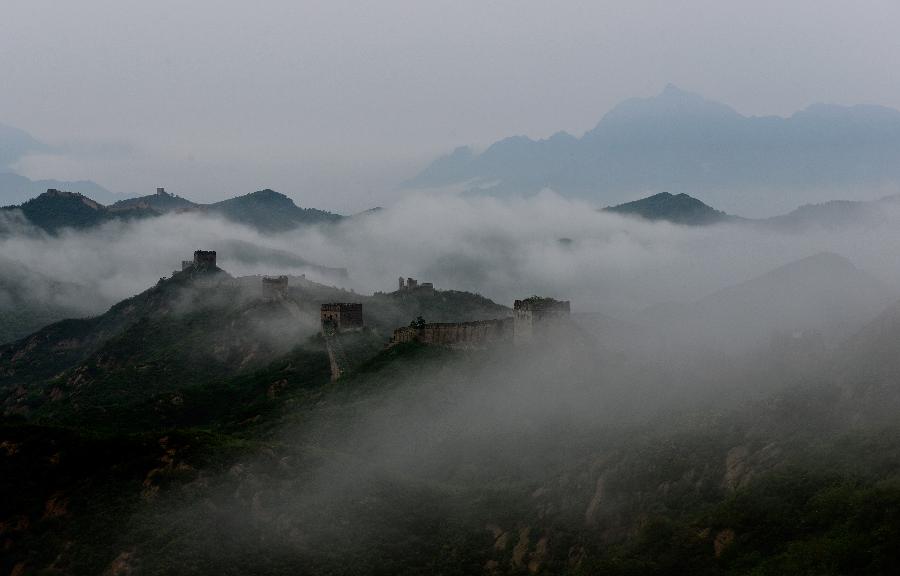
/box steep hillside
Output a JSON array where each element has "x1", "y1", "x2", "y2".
[
  {"x1": 2, "y1": 189, "x2": 155, "y2": 233},
  {"x1": 0, "y1": 264, "x2": 321, "y2": 426},
  {"x1": 0, "y1": 123, "x2": 48, "y2": 169},
  {"x1": 826, "y1": 298, "x2": 900, "y2": 425},
  {"x1": 638, "y1": 252, "x2": 895, "y2": 352},
  {"x1": 5, "y1": 332, "x2": 899, "y2": 575},
  {"x1": 1, "y1": 282, "x2": 900, "y2": 575},
  {"x1": 209, "y1": 189, "x2": 343, "y2": 231},
  {"x1": 4, "y1": 259, "x2": 900, "y2": 575},
  {"x1": 0, "y1": 272, "x2": 95, "y2": 345},
  {"x1": 0, "y1": 267, "x2": 510, "y2": 429}
]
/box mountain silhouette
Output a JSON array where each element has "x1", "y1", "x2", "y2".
[{"x1": 409, "y1": 85, "x2": 900, "y2": 214}]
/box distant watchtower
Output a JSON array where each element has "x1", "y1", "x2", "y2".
[
  {"x1": 156, "y1": 187, "x2": 166, "y2": 196},
  {"x1": 262, "y1": 275, "x2": 289, "y2": 300},
  {"x1": 193, "y1": 250, "x2": 217, "y2": 269},
  {"x1": 513, "y1": 296, "x2": 570, "y2": 344},
  {"x1": 397, "y1": 276, "x2": 436, "y2": 294}
]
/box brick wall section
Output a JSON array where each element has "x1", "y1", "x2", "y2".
[
  {"x1": 321, "y1": 303, "x2": 364, "y2": 331},
  {"x1": 391, "y1": 318, "x2": 512, "y2": 348}
]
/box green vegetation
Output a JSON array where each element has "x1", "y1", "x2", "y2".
[
  {"x1": 364, "y1": 289, "x2": 509, "y2": 334},
  {"x1": 3, "y1": 268, "x2": 900, "y2": 574},
  {"x1": 3, "y1": 189, "x2": 156, "y2": 233},
  {"x1": 209, "y1": 189, "x2": 342, "y2": 231}
]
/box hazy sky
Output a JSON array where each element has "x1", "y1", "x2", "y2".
[{"x1": 3, "y1": 0, "x2": 900, "y2": 211}]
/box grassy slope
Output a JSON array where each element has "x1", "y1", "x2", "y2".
[
  {"x1": 3, "y1": 338, "x2": 900, "y2": 575},
  {"x1": 3, "y1": 275, "x2": 900, "y2": 574}
]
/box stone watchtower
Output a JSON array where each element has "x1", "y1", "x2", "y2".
[
  {"x1": 513, "y1": 296, "x2": 571, "y2": 344},
  {"x1": 262, "y1": 275, "x2": 289, "y2": 300},
  {"x1": 320, "y1": 303, "x2": 364, "y2": 332},
  {"x1": 193, "y1": 250, "x2": 217, "y2": 269}
]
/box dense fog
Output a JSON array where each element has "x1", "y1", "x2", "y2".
[{"x1": 2, "y1": 190, "x2": 899, "y2": 328}]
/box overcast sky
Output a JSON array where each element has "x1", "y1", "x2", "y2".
[{"x1": 3, "y1": 0, "x2": 900, "y2": 211}]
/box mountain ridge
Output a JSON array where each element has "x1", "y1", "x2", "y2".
[
  {"x1": 0, "y1": 172, "x2": 120, "y2": 206},
  {"x1": 603, "y1": 191, "x2": 734, "y2": 225},
  {"x1": 408, "y1": 85, "x2": 900, "y2": 213},
  {"x1": 2, "y1": 188, "x2": 344, "y2": 234},
  {"x1": 637, "y1": 251, "x2": 894, "y2": 352}
]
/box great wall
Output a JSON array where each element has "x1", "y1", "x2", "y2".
[{"x1": 175, "y1": 251, "x2": 571, "y2": 380}]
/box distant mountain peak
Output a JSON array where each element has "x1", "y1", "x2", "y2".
[
  {"x1": 210, "y1": 188, "x2": 342, "y2": 232},
  {"x1": 110, "y1": 187, "x2": 196, "y2": 214},
  {"x1": 4, "y1": 187, "x2": 342, "y2": 234},
  {"x1": 661, "y1": 82, "x2": 685, "y2": 95},
  {"x1": 603, "y1": 191, "x2": 732, "y2": 225},
  {"x1": 39, "y1": 189, "x2": 103, "y2": 210},
  {"x1": 765, "y1": 251, "x2": 860, "y2": 279},
  {"x1": 657, "y1": 83, "x2": 707, "y2": 103},
  {"x1": 0, "y1": 122, "x2": 50, "y2": 168},
  {"x1": 592, "y1": 85, "x2": 741, "y2": 130},
  {"x1": 253, "y1": 189, "x2": 297, "y2": 203},
  {"x1": 407, "y1": 86, "x2": 900, "y2": 212}
]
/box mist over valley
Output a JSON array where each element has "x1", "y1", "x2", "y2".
[{"x1": 4, "y1": 3, "x2": 900, "y2": 574}]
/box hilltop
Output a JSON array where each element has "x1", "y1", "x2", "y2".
[
  {"x1": 110, "y1": 187, "x2": 197, "y2": 212},
  {"x1": 604, "y1": 192, "x2": 733, "y2": 225},
  {"x1": 2, "y1": 187, "x2": 343, "y2": 234},
  {"x1": 0, "y1": 259, "x2": 508, "y2": 430},
  {"x1": 602, "y1": 190, "x2": 900, "y2": 230},
  {"x1": 2, "y1": 189, "x2": 156, "y2": 233},
  {"x1": 209, "y1": 189, "x2": 343, "y2": 231}
]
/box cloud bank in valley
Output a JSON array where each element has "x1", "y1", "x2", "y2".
[{"x1": 2, "y1": 190, "x2": 900, "y2": 324}]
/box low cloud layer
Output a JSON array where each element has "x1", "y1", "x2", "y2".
[{"x1": 2, "y1": 190, "x2": 900, "y2": 327}]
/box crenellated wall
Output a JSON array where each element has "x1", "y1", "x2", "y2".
[
  {"x1": 390, "y1": 318, "x2": 512, "y2": 349},
  {"x1": 193, "y1": 250, "x2": 217, "y2": 268},
  {"x1": 513, "y1": 297, "x2": 570, "y2": 344},
  {"x1": 262, "y1": 275, "x2": 289, "y2": 300},
  {"x1": 321, "y1": 303, "x2": 364, "y2": 332}
]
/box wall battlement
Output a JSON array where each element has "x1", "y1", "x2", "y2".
[
  {"x1": 390, "y1": 318, "x2": 512, "y2": 349},
  {"x1": 262, "y1": 275, "x2": 289, "y2": 300},
  {"x1": 193, "y1": 250, "x2": 217, "y2": 269},
  {"x1": 397, "y1": 276, "x2": 434, "y2": 293},
  {"x1": 513, "y1": 296, "x2": 570, "y2": 344},
  {"x1": 321, "y1": 303, "x2": 364, "y2": 332}
]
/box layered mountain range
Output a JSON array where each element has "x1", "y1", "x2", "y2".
[
  {"x1": 410, "y1": 84, "x2": 900, "y2": 214},
  {"x1": 1, "y1": 187, "x2": 343, "y2": 234}
]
